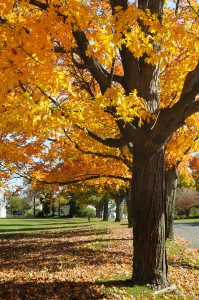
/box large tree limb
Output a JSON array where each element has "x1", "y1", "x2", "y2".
[
  {"x1": 153, "y1": 63, "x2": 199, "y2": 142},
  {"x1": 109, "y1": 0, "x2": 128, "y2": 13},
  {"x1": 176, "y1": 134, "x2": 199, "y2": 167},
  {"x1": 14, "y1": 170, "x2": 130, "y2": 185},
  {"x1": 138, "y1": 0, "x2": 165, "y2": 17},
  {"x1": 27, "y1": 1, "x2": 123, "y2": 94},
  {"x1": 0, "y1": 16, "x2": 7, "y2": 24},
  {"x1": 72, "y1": 31, "x2": 111, "y2": 93},
  {"x1": 28, "y1": 1, "x2": 117, "y2": 93},
  {"x1": 180, "y1": 62, "x2": 199, "y2": 99},
  {"x1": 29, "y1": 0, "x2": 48, "y2": 10},
  {"x1": 65, "y1": 132, "x2": 132, "y2": 170},
  {"x1": 37, "y1": 174, "x2": 131, "y2": 185},
  {"x1": 76, "y1": 125, "x2": 126, "y2": 148}
]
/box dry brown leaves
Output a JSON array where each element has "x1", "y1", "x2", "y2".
[
  {"x1": 0, "y1": 224, "x2": 133, "y2": 299},
  {"x1": 167, "y1": 236, "x2": 199, "y2": 299},
  {"x1": 0, "y1": 223, "x2": 198, "y2": 299}
]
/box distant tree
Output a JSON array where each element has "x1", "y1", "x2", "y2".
[
  {"x1": 68, "y1": 193, "x2": 80, "y2": 217},
  {"x1": 39, "y1": 193, "x2": 52, "y2": 216},
  {"x1": 178, "y1": 170, "x2": 196, "y2": 190},
  {"x1": 79, "y1": 206, "x2": 95, "y2": 219},
  {"x1": 114, "y1": 189, "x2": 126, "y2": 222},
  {"x1": 6, "y1": 196, "x2": 31, "y2": 216},
  {"x1": 102, "y1": 197, "x2": 109, "y2": 221},
  {"x1": 190, "y1": 156, "x2": 199, "y2": 191},
  {"x1": 175, "y1": 188, "x2": 199, "y2": 218},
  {"x1": 23, "y1": 186, "x2": 42, "y2": 217}
]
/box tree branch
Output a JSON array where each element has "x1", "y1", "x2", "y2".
[
  {"x1": 153, "y1": 63, "x2": 199, "y2": 141},
  {"x1": 29, "y1": 0, "x2": 48, "y2": 10},
  {"x1": 28, "y1": 0, "x2": 122, "y2": 94},
  {"x1": 138, "y1": 0, "x2": 165, "y2": 17},
  {"x1": 76, "y1": 125, "x2": 126, "y2": 148},
  {"x1": 0, "y1": 16, "x2": 7, "y2": 24},
  {"x1": 100, "y1": 65, "x2": 124, "y2": 86},
  {"x1": 109, "y1": 0, "x2": 128, "y2": 13},
  {"x1": 72, "y1": 30, "x2": 110, "y2": 94},
  {"x1": 54, "y1": 46, "x2": 67, "y2": 53},
  {"x1": 65, "y1": 132, "x2": 131, "y2": 169},
  {"x1": 187, "y1": 0, "x2": 199, "y2": 17},
  {"x1": 176, "y1": 134, "x2": 199, "y2": 167},
  {"x1": 175, "y1": 0, "x2": 181, "y2": 14},
  {"x1": 180, "y1": 62, "x2": 199, "y2": 100},
  {"x1": 37, "y1": 86, "x2": 57, "y2": 106},
  {"x1": 37, "y1": 173, "x2": 131, "y2": 185}
]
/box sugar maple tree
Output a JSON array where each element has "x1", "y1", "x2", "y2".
[{"x1": 0, "y1": 0, "x2": 199, "y2": 289}]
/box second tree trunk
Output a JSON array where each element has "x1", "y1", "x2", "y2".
[{"x1": 132, "y1": 146, "x2": 168, "y2": 288}]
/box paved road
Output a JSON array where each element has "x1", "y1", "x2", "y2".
[{"x1": 174, "y1": 222, "x2": 199, "y2": 248}]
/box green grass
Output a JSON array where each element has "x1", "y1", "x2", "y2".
[
  {"x1": 0, "y1": 217, "x2": 109, "y2": 235},
  {"x1": 175, "y1": 218, "x2": 199, "y2": 223},
  {"x1": 166, "y1": 239, "x2": 183, "y2": 256},
  {"x1": 99, "y1": 274, "x2": 188, "y2": 300}
]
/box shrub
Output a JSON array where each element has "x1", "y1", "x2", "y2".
[{"x1": 78, "y1": 206, "x2": 95, "y2": 218}]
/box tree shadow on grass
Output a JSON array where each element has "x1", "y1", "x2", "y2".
[
  {"x1": 0, "y1": 224, "x2": 94, "y2": 234},
  {"x1": 0, "y1": 227, "x2": 131, "y2": 273},
  {"x1": 0, "y1": 277, "x2": 137, "y2": 300},
  {"x1": 0, "y1": 280, "x2": 105, "y2": 300},
  {"x1": 98, "y1": 278, "x2": 133, "y2": 287},
  {"x1": 0, "y1": 278, "x2": 135, "y2": 300},
  {"x1": 169, "y1": 259, "x2": 199, "y2": 271},
  {"x1": 0, "y1": 225, "x2": 110, "y2": 239},
  {"x1": 0, "y1": 242, "x2": 131, "y2": 273}
]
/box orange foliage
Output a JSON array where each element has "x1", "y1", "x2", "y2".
[{"x1": 0, "y1": 0, "x2": 198, "y2": 188}]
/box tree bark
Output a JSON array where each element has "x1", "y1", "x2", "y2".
[
  {"x1": 95, "y1": 202, "x2": 103, "y2": 218},
  {"x1": 69, "y1": 196, "x2": 79, "y2": 217},
  {"x1": 33, "y1": 197, "x2": 36, "y2": 218},
  {"x1": 165, "y1": 167, "x2": 178, "y2": 239},
  {"x1": 132, "y1": 146, "x2": 168, "y2": 288},
  {"x1": 126, "y1": 187, "x2": 133, "y2": 227},
  {"x1": 95, "y1": 203, "x2": 100, "y2": 218},
  {"x1": 115, "y1": 195, "x2": 124, "y2": 222},
  {"x1": 103, "y1": 198, "x2": 109, "y2": 221},
  {"x1": 58, "y1": 202, "x2": 61, "y2": 218}
]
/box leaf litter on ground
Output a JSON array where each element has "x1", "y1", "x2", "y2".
[{"x1": 0, "y1": 222, "x2": 198, "y2": 299}]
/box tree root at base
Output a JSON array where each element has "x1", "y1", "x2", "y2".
[{"x1": 153, "y1": 284, "x2": 183, "y2": 296}]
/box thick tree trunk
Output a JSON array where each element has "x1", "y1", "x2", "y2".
[
  {"x1": 58, "y1": 202, "x2": 61, "y2": 218},
  {"x1": 95, "y1": 203, "x2": 100, "y2": 218},
  {"x1": 126, "y1": 188, "x2": 133, "y2": 227},
  {"x1": 69, "y1": 199, "x2": 77, "y2": 217},
  {"x1": 115, "y1": 195, "x2": 124, "y2": 222},
  {"x1": 165, "y1": 167, "x2": 178, "y2": 239},
  {"x1": 33, "y1": 197, "x2": 36, "y2": 218},
  {"x1": 95, "y1": 202, "x2": 103, "y2": 218},
  {"x1": 132, "y1": 146, "x2": 168, "y2": 288},
  {"x1": 185, "y1": 209, "x2": 189, "y2": 219},
  {"x1": 103, "y1": 198, "x2": 109, "y2": 221}
]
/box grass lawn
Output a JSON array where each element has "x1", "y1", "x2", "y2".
[
  {"x1": 175, "y1": 218, "x2": 199, "y2": 223},
  {"x1": 0, "y1": 218, "x2": 198, "y2": 299},
  {"x1": 0, "y1": 217, "x2": 106, "y2": 234}
]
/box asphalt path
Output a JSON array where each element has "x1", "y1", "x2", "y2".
[{"x1": 174, "y1": 222, "x2": 199, "y2": 248}]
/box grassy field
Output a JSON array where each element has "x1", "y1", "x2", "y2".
[
  {"x1": 0, "y1": 218, "x2": 198, "y2": 299},
  {"x1": 0, "y1": 217, "x2": 106, "y2": 234},
  {"x1": 175, "y1": 218, "x2": 199, "y2": 223}
]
